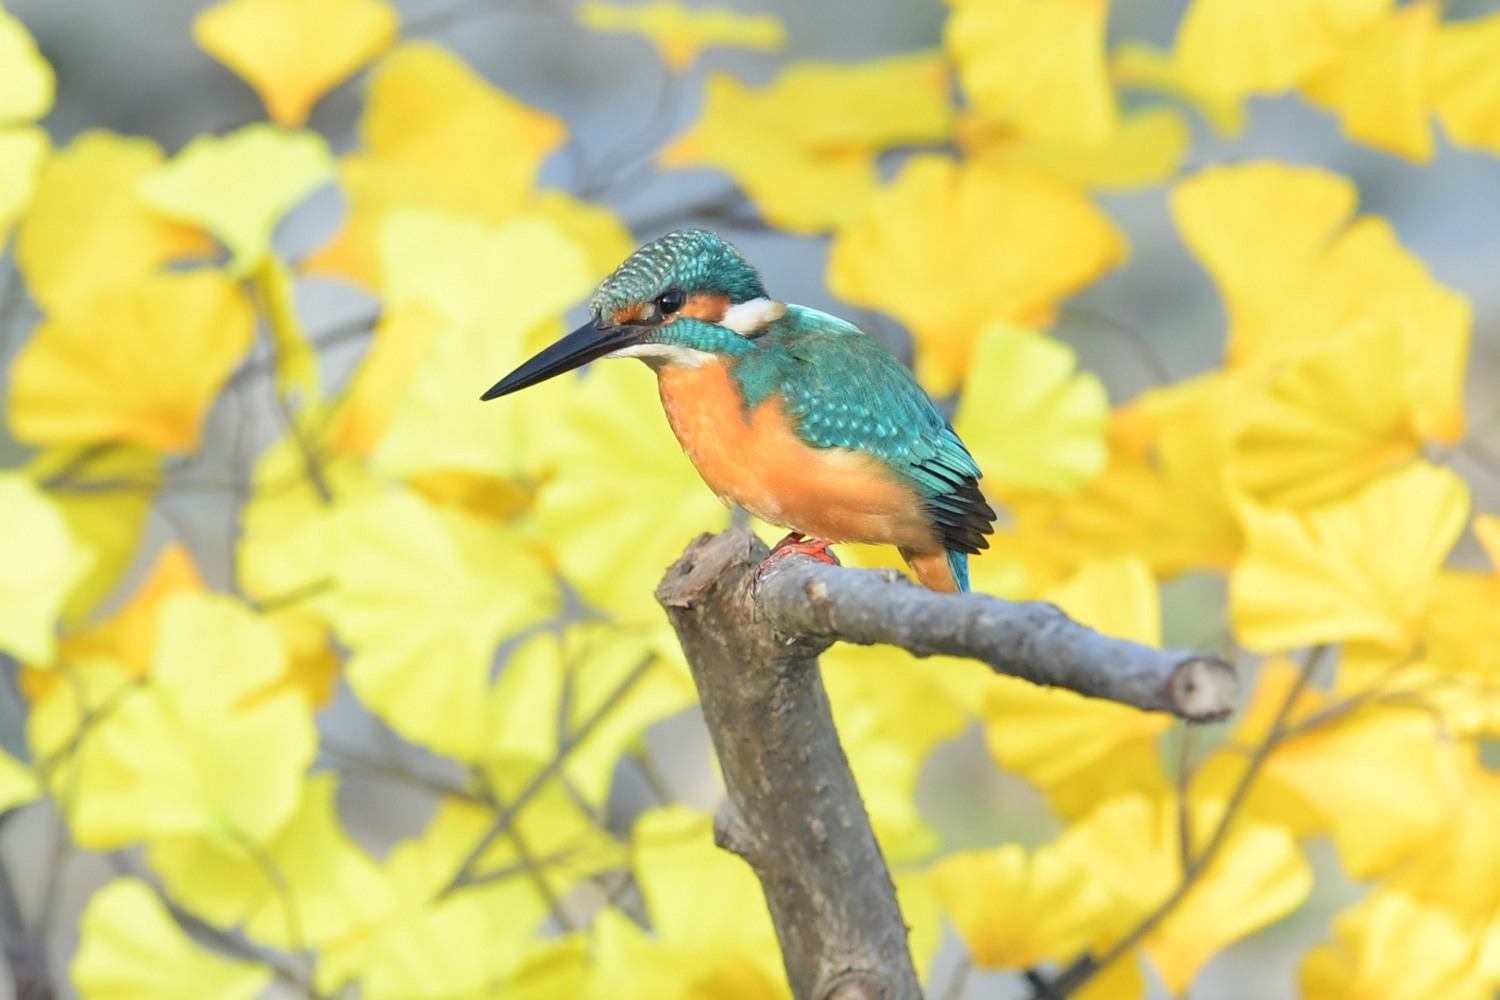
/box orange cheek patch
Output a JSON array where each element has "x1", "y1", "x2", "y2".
[
  {"x1": 612, "y1": 304, "x2": 648, "y2": 326},
  {"x1": 679, "y1": 293, "x2": 730, "y2": 323}
]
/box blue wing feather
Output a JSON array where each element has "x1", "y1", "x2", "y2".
[{"x1": 734, "y1": 306, "x2": 996, "y2": 574}]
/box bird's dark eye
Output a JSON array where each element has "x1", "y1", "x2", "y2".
[{"x1": 656, "y1": 289, "x2": 686, "y2": 316}]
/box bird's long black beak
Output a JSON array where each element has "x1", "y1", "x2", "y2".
[{"x1": 481, "y1": 317, "x2": 646, "y2": 400}]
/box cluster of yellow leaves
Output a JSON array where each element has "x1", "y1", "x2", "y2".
[
  {"x1": 0, "y1": 4, "x2": 52, "y2": 241},
  {"x1": 3, "y1": 0, "x2": 1500, "y2": 999}
]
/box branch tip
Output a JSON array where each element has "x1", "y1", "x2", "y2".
[{"x1": 1169, "y1": 656, "x2": 1237, "y2": 722}]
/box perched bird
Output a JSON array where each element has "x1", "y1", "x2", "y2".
[{"x1": 482, "y1": 229, "x2": 995, "y2": 592}]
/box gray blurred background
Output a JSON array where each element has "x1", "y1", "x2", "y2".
[{"x1": 3, "y1": 0, "x2": 1500, "y2": 997}]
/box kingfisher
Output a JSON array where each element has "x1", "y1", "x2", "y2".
[{"x1": 482, "y1": 229, "x2": 995, "y2": 592}]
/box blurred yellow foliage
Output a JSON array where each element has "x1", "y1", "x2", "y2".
[
  {"x1": 194, "y1": 0, "x2": 399, "y2": 125},
  {"x1": 3, "y1": 1, "x2": 1500, "y2": 998},
  {"x1": 577, "y1": 1, "x2": 784, "y2": 71},
  {"x1": 659, "y1": 53, "x2": 952, "y2": 232},
  {"x1": 829, "y1": 155, "x2": 1125, "y2": 394}
]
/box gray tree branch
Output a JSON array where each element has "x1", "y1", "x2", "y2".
[
  {"x1": 656, "y1": 527, "x2": 1239, "y2": 1000},
  {"x1": 657, "y1": 529, "x2": 922, "y2": 1000},
  {"x1": 754, "y1": 543, "x2": 1236, "y2": 722}
]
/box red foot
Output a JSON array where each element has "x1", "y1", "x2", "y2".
[{"x1": 758, "y1": 532, "x2": 841, "y2": 576}]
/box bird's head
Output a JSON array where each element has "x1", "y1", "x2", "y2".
[{"x1": 482, "y1": 229, "x2": 782, "y2": 400}]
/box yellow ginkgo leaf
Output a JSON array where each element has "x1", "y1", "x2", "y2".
[
  {"x1": 0, "y1": 5, "x2": 53, "y2": 240},
  {"x1": 1171, "y1": 0, "x2": 1391, "y2": 100},
  {"x1": 63, "y1": 593, "x2": 316, "y2": 848},
  {"x1": 658, "y1": 53, "x2": 952, "y2": 233},
  {"x1": 828, "y1": 156, "x2": 1125, "y2": 394},
  {"x1": 488, "y1": 623, "x2": 695, "y2": 805},
  {"x1": 954, "y1": 321, "x2": 1108, "y2": 495},
  {"x1": 327, "y1": 488, "x2": 558, "y2": 759},
  {"x1": 1301, "y1": 891, "x2": 1490, "y2": 1000},
  {"x1": 498, "y1": 938, "x2": 590, "y2": 1000},
  {"x1": 1048, "y1": 555, "x2": 1161, "y2": 647},
  {"x1": 1059, "y1": 794, "x2": 1312, "y2": 995},
  {"x1": 528, "y1": 189, "x2": 635, "y2": 280},
  {"x1": 1431, "y1": 11, "x2": 1500, "y2": 155},
  {"x1": 1232, "y1": 323, "x2": 1429, "y2": 509},
  {"x1": 1171, "y1": 162, "x2": 1471, "y2": 390},
  {"x1": 194, "y1": 0, "x2": 399, "y2": 126},
  {"x1": 893, "y1": 869, "x2": 947, "y2": 982},
  {"x1": 16, "y1": 131, "x2": 211, "y2": 314},
  {"x1": 578, "y1": 1, "x2": 784, "y2": 71},
  {"x1": 369, "y1": 211, "x2": 594, "y2": 484},
  {"x1": 982, "y1": 558, "x2": 1170, "y2": 816},
  {"x1": 140, "y1": 124, "x2": 332, "y2": 272},
  {"x1": 933, "y1": 843, "x2": 1114, "y2": 969},
  {"x1": 0, "y1": 473, "x2": 92, "y2": 665},
  {"x1": 0, "y1": 748, "x2": 39, "y2": 816},
  {"x1": 236, "y1": 427, "x2": 377, "y2": 610},
  {"x1": 72, "y1": 878, "x2": 273, "y2": 1000},
  {"x1": 330, "y1": 304, "x2": 443, "y2": 456},
  {"x1": 1390, "y1": 757, "x2": 1500, "y2": 926},
  {"x1": 60, "y1": 542, "x2": 202, "y2": 677},
  {"x1": 1111, "y1": 42, "x2": 1246, "y2": 136},
  {"x1": 1425, "y1": 532, "x2": 1500, "y2": 683},
  {"x1": 1002, "y1": 371, "x2": 1249, "y2": 585},
  {"x1": 39, "y1": 446, "x2": 158, "y2": 625},
  {"x1": 1231, "y1": 462, "x2": 1469, "y2": 653},
  {"x1": 318, "y1": 795, "x2": 616, "y2": 1000},
  {"x1": 9, "y1": 270, "x2": 254, "y2": 453},
  {"x1": 633, "y1": 808, "x2": 782, "y2": 965},
  {"x1": 1301, "y1": 1, "x2": 1438, "y2": 161},
  {"x1": 378, "y1": 211, "x2": 591, "y2": 332},
  {"x1": 0, "y1": 6, "x2": 52, "y2": 122},
  {"x1": 0, "y1": 127, "x2": 47, "y2": 241},
  {"x1": 534, "y1": 373, "x2": 732, "y2": 617},
  {"x1": 306, "y1": 42, "x2": 566, "y2": 286},
  {"x1": 148, "y1": 773, "x2": 396, "y2": 951},
  {"x1": 264, "y1": 607, "x2": 341, "y2": 707},
  {"x1": 586, "y1": 907, "x2": 790, "y2": 1000},
  {"x1": 531, "y1": 360, "x2": 731, "y2": 622},
  {"x1": 960, "y1": 105, "x2": 1191, "y2": 191},
  {"x1": 1262, "y1": 704, "x2": 1458, "y2": 879},
  {"x1": 945, "y1": 0, "x2": 1115, "y2": 145}
]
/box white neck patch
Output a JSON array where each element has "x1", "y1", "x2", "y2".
[
  {"x1": 719, "y1": 297, "x2": 786, "y2": 335},
  {"x1": 607, "y1": 342, "x2": 717, "y2": 368}
]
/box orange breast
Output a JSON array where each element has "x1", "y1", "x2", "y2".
[{"x1": 656, "y1": 360, "x2": 941, "y2": 551}]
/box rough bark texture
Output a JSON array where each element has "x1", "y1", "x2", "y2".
[
  {"x1": 656, "y1": 527, "x2": 1239, "y2": 1000},
  {"x1": 756, "y1": 546, "x2": 1236, "y2": 722},
  {"x1": 657, "y1": 529, "x2": 923, "y2": 1000}
]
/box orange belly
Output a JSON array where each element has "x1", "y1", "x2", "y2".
[{"x1": 656, "y1": 360, "x2": 942, "y2": 552}]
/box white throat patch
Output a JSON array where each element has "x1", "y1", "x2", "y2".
[
  {"x1": 606, "y1": 342, "x2": 717, "y2": 368},
  {"x1": 719, "y1": 297, "x2": 786, "y2": 335}
]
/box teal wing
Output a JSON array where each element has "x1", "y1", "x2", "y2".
[{"x1": 758, "y1": 307, "x2": 995, "y2": 559}]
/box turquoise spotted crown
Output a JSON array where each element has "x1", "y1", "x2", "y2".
[{"x1": 589, "y1": 229, "x2": 767, "y2": 320}]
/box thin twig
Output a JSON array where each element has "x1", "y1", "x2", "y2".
[
  {"x1": 937, "y1": 955, "x2": 974, "y2": 1000},
  {"x1": 482, "y1": 781, "x2": 578, "y2": 932},
  {"x1": 1175, "y1": 723, "x2": 1195, "y2": 879},
  {"x1": 440, "y1": 656, "x2": 656, "y2": 896},
  {"x1": 1039, "y1": 645, "x2": 1328, "y2": 998},
  {"x1": 230, "y1": 829, "x2": 308, "y2": 961},
  {"x1": 321, "y1": 739, "x2": 487, "y2": 805},
  {"x1": 1056, "y1": 305, "x2": 1175, "y2": 387},
  {"x1": 112, "y1": 855, "x2": 325, "y2": 1000}
]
